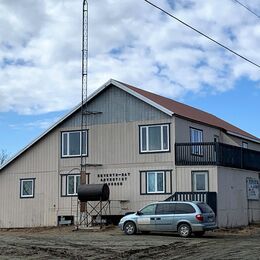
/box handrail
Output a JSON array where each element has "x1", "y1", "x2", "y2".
[
  {"x1": 175, "y1": 142, "x2": 260, "y2": 171},
  {"x1": 164, "y1": 191, "x2": 217, "y2": 215}
]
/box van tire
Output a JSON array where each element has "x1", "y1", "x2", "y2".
[
  {"x1": 178, "y1": 223, "x2": 192, "y2": 238},
  {"x1": 124, "y1": 221, "x2": 136, "y2": 235}
]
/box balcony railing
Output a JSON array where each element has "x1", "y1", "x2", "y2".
[
  {"x1": 175, "y1": 142, "x2": 260, "y2": 171},
  {"x1": 165, "y1": 192, "x2": 217, "y2": 215}
]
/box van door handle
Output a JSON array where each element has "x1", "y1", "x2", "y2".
[
  {"x1": 150, "y1": 217, "x2": 155, "y2": 220},
  {"x1": 156, "y1": 217, "x2": 161, "y2": 220}
]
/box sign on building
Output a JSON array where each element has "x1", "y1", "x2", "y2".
[{"x1": 246, "y1": 178, "x2": 259, "y2": 200}]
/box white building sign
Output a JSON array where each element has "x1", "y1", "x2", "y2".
[{"x1": 247, "y1": 178, "x2": 259, "y2": 200}]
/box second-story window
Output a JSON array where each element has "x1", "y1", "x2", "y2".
[
  {"x1": 242, "y1": 141, "x2": 248, "y2": 149},
  {"x1": 61, "y1": 131, "x2": 87, "y2": 157},
  {"x1": 214, "y1": 135, "x2": 219, "y2": 143},
  {"x1": 140, "y1": 124, "x2": 170, "y2": 153},
  {"x1": 190, "y1": 127, "x2": 203, "y2": 155}
]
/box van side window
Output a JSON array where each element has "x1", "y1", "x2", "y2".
[
  {"x1": 156, "y1": 203, "x2": 175, "y2": 215},
  {"x1": 140, "y1": 204, "x2": 156, "y2": 215},
  {"x1": 174, "y1": 203, "x2": 195, "y2": 214}
]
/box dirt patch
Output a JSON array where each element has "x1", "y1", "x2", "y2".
[{"x1": 0, "y1": 225, "x2": 259, "y2": 259}]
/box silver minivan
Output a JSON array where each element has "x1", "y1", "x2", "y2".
[{"x1": 118, "y1": 201, "x2": 217, "y2": 237}]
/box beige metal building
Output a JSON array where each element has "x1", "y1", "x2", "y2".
[{"x1": 0, "y1": 79, "x2": 259, "y2": 228}]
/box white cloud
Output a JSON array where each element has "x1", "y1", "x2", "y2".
[
  {"x1": 0, "y1": 0, "x2": 260, "y2": 115},
  {"x1": 9, "y1": 117, "x2": 60, "y2": 130}
]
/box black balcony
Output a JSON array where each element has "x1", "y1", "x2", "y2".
[{"x1": 175, "y1": 142, "x2": 260, "y2": 171}]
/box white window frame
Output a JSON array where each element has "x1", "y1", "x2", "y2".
[
  {"x1": 67, "y1": 175, "x2": 80, "y2": 196},
  {"x1": 140, "y1": 124, "x2": 170, "y2": 153},
  {"x1": 242, "y1": 141, "x2": 248, "y2": 149},
  {"x1": 192, "y1": 171, "x2": 208, "y2": 192},
  {"x1": 147, "y1": 171, "x2": 165, "y2": 194},
  {"x1": 190, "y1": 127, "x2": 203, "y2": 155},
  {"x1": 20, "y1": 178, "x2": 35, "y2": 198},
  {"x1": 61, "y1": 131, "x2": 87, "y2": 157}
]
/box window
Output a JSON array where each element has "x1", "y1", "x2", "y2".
[
  {"x1": 147, "y1": 171, "x2": 164, "y2": 193},
  {"x1": 156, "y1": 203, "x2": 175, "y2": 215},
  {"x1": 61, "y1": 172, "x2": 88, "y2": 197},
  {"x1": 20, "y1": 178, "x2": 35, "y2": 198},
  {"x1": 242, "y1": 141, "x2": 248, "y2": 149},
  {"x1": 214, "y1": 135, "x2": 219, "y2": 143},
  {"x1": 197, "y1": 203, "x2": 213, "y2": 213},
  {"x1": 140, "y1": 170, "x2": 172, "y2": 195},
  {"x1": 213, "y1": 135, "x2": 219, "y2": 152},
  {"x1": 67, "y1": 175, "x2": 80, "y2": 196},
  {"x1": 61, "y1": 131, "x2": 87, "y2": 157},
  {"x1": 190, "y1": 128, "x2": 203, "y2": 155},
  {"x1": 140, "y1": 124, "x2": 169, "y2": 153},
  {"x1": 174, "y1": 203, "x2": 196, "y2": 214},
  {"x1": 140, "y1": 204, "x2": 156, "y2": 215},
  {"x1": 192, "y1": 171, "x2": 208, "y2": 192}
]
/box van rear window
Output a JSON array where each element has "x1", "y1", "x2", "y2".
[{"x1": 197, "y1": 203, "x2": 213, "y2": 213}]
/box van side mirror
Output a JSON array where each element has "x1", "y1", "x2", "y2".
[{"x1": 136, "y1": 211, "x2": 143, "y2": 215}]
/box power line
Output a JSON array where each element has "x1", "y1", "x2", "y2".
[
  {"x1": 144, "y1": 0, "x2": 260, "y2": 69},
  {"x1": 232, "y1": 0, "x2": 260, "y2": 19}
]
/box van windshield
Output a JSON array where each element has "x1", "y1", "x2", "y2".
[
  {"x1": 140, "y1": 204, "x2": 156, "y2": 215},
  {"x1": 197, "y1": 203, "x2": 213, "y2": 213}
]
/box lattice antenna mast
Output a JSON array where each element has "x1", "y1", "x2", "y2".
[
  {"x1": 81, "y1": 0, "x2": 88, "y2": 173},
  {"x1": 77, "y1": 1, "x2": 103, "y2": 230}
]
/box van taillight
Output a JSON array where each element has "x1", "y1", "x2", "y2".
[{"x1": 195, "y1": 214, "x2": 204, "y2": 222}]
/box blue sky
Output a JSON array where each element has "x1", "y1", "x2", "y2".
[{"x1": 0, "y1": 0, "x2": 260, "y2": 157}]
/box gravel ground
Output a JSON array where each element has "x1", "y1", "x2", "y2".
[{"x1": 0, "y1": 225, "x2": 259, "y2": 259}]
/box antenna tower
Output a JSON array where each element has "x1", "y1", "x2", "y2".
[
  {"x1": 81, "y1": 0, "x2": 88, "y2": 172},
  {"x1": 76, "y1": 0, "x2": 103, "y2": 229},
  {"x1": 75, "y1": 0, "x2": 88, "y2": 229}
]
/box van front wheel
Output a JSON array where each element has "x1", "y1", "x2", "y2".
[
  {"x1": 178, "y1": 223, "x2": 192, "y2": 238},
  {"x1": 124, "y1": 221, "x2": 136, "y2": 235}
]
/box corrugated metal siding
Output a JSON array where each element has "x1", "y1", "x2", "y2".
[
  {"x1": 175, "y1": 117, "x2": 260, "y2": 151},
  {"x1": 175, "y1": 166, "x2": 218, "y2": 192},
  {"x1": 222, "y1": 133, "x2": 260, "y2": 151},
  {"x1": 59, "y1": 120, "x2": 174, "y2": 169},
  {"x1": 60, "y1": 85, "x2": 169, "y2": 128},
  {"x1": 217, "y1": 166, "x2": 260, "y2": 227},
  {"x1": 57, "y1": 164, "x2": 176, "y2": 217},
  {"x1": 0, "y1": 127, "x2": 59, "y2": 227},
  {"x1": 175, "y1": 117, "x2": 221, "y2": 143},
  {"x1": 0, "y1": 170, "x2": 58, "y2": 228},
  {"x1": 91, "y1": 165, "x2": 175, "y2": 215},
  {"x1": 2, "y1": 130, "x2": 59, "y2": 174}
]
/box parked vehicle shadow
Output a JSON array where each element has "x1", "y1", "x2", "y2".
[{"x1": 137, "y1": 231, "x2": 220, "y2": 239}]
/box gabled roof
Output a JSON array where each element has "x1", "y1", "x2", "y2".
[
  {"x1": 117, "y1": 80, "x2": 260, "y2": 142},
  {"x1": 1, "y1": 79, "x2": 259, "y2": 170}
]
